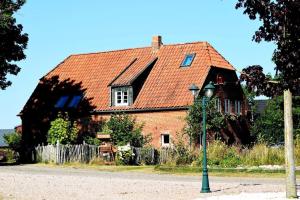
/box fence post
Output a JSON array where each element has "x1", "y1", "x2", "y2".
[{"x1": 56, "y1": 140, "x2": 60, "y2": 165}]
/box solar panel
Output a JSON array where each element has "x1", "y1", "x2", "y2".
[
  {"x1": 55, "y1": 96, "x2": 69, "y2": 108},
  {"x1": 68, "y1": 95, "x2": 82, "y2": 108}
]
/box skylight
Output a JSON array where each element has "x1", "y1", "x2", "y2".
[
  {"x1": 55, "y1": 96, "x2": 69, "y2": 108},
  {"x1": 181, "y1": 54, "x2": 195, "y2": 67},
  {"x1": 68, "y1": 95, "x2": 82, "y2": 108}
]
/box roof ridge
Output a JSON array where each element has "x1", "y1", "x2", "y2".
[
  {"x1": 68, "y1": 41, "x2": 209, "y2": 57},
  {"x1": 205, "y1": 42, "x2": 213, "y2": 66}
]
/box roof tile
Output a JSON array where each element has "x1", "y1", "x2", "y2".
[{"x1": 45, "y1": 41, "x2": 234, "y2": 111}]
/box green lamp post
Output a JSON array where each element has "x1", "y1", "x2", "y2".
[
  {"x1": 201, "y1": 81, "x2": 215, "y2": 193},
  {"x1": 189, "y1": 81, "x2": 215, "y2": 193}
]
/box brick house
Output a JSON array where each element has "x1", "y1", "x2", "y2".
[{"x1": 20, "y1": 36, "x2": 249, "y2": 149}]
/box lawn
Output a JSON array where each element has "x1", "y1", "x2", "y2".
[{"x1": 34, "y1": 163, "x2": 300, "y2": 178}]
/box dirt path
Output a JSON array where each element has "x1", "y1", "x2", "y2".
[{"x1": 0, "y1": 165, "x2": 295, "y2": 200}]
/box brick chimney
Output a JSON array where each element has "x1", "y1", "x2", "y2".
[{"x1": 152, "y1": 35, "x2": 163, "y2": 52}]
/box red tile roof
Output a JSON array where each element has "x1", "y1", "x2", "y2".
[{"x1": 45, "y1": 41, "x2": 234, "y2": 111}]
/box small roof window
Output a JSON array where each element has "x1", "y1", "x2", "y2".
[
  {"x1": 68, "y1": 95, "x2": 82, "y2": 108},
  {"x1": 181, "y1": 53, "x2": 195, "y2": 67},
  {"x1": 55, "y1": 96, "x2": 69, "y2": 108}
]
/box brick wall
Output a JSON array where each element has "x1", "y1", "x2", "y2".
[{"x1": 92, "y1": 110, "x2": 188, "y2": 148}]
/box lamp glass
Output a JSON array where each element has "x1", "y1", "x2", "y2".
[{"x1": 205, "y1": 89, "x2": 214, "y2": 98}]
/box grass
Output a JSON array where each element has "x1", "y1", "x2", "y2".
[
  {"x1": 34, "y1": 162, "x2": 300, "y2": 178},
  {"x1": 155, "y1": 165, "x2": 300, "y2": 178}
]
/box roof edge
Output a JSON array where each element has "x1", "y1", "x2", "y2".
[
  {"x1": 92, "y1": 106, "x2": 189, "y2": 114},
  {"x1": 107, "y1": 58, "x2": 137, "y2": 87}
]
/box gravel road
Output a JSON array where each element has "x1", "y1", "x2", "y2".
[{"x1": 0, "y1": 165, "x2": 297, "y2": 200}]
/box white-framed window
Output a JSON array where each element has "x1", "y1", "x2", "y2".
[
  {"x1": 234, "y1": 100, "x2": 241, "y2": 115},
  {"x1": 161, "y1": 134, "x2": 170, "y2": 147},
  {"x1": 115, "y1": 89, "x2": 129, "y2": 106},
  {"x1": 224, "y1": 99, "x2": 231, "y2": 114}
]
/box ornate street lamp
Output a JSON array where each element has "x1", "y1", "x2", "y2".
[
  {"x1": 190, "y1": 81, "x2": 215, "y2": 193},
  {"x1": 189, "y1": 83, "x2": 200, "y2": 101},
  {"x1": 201, "y1": 81, "x2": 215, "y2": 193}
]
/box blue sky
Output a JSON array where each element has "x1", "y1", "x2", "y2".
[{"x1": 0, "y1": 0, "x2": 276, "y2": 129}]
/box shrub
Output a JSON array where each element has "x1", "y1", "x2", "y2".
[
  {"x1": 116, "y1": 148, "x2": 134, "y2": 165},
  {"x1": 174, "y1": 133, "x2": 195, "y2": 165},
  {"x1": 3, "y1": 132, "x2": 21, "y2": 152},
  {"x1": 83, "y1": 136, "x2": 100, "y2": 146},
  {"x1": 107, "y1": 113, "x2": 150, "y2": 147},
  {"x1": 47, "y1": 112, "x2": 78, "y2": 145},
  {"x1": 139, "y1": 147, "x2": 159, "y2": 165}
]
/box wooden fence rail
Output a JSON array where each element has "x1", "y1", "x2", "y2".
[
  {"x1": 34, "y1": 143, "x2": 100, "y2": 164},
  {"x1": 34, "y1": 144, "x2": 176, "y2": 165}
]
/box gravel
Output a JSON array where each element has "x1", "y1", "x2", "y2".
[{"x1": 0, "y1": 165, "x2": 298, "y2": 200}]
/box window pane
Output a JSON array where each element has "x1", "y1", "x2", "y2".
[
  {"x1": 181, "y1": 54, "x2": 195, "y2": 67},
  {"x1": 55, "y1": 96, "x2": 69, "y2": 108},
  {"x1": 68, "y1": 95, "x2": 82, "y2": 108}
]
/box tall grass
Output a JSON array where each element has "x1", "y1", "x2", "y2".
[
  {"x1": 241, "y1": 144, "x2": 284, "y2": 166},
  {"x1": 188, "y1": 140, "x2": 300, "y2": 168}
]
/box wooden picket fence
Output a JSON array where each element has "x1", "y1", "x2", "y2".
[
  {"x1": 34, "y1": 143, "x2": 100, "y2": 164},
  {"x1": 34, "y1": 144, "x2": 176, "y2": 165}
]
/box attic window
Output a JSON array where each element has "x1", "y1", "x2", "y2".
[
  {"x1": 55, "y1": 96, "x2": 69, "y2": 108},
  {"x1": 181, "y1": 54, "x2": 195, "y2": 67},
  {"x1": 115, "y1": 88, "x2": 129, "y2": 106},
  {"x1": 68, "y1": 95, "x2": 82, "y2": 108}
]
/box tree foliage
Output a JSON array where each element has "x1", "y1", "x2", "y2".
[
  {"x1": 251, "y1": 96, "x2": 300, "y2": 145},
  {"x1": 185, "y1": 97, "x2": 226, "y2": 144},
  {"x1": 0, "y1": 0, "x2": 28, "y2": 89},
  {"x1": 236, "y1": 0, "x2": 300, "y2": 95},
  {"x1": 47, "y1": 113, "x2": 78, "y2": 145},
  {"x1": 107, "y1": 113, "x2": 151, "y2": 147},
  {"x1": 3, "y1": 131, "x2": 21, "y2": 151}
]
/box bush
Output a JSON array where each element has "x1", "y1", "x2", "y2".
[
  {"x1": 116, "y1": 148, "x2": 134, "y2": 165},
  {"x1": 83, "y1": 136, "x2": 101, "y2": 145},
  {"x1": 174, "y1": 134, "x2": 195, "y2": 165},
  {"x1": 107, "y1": 113, "x2": 150, "y2": 147},
  {"x1": 47, "y1": 112, "x2": 78, "y2": 145},
  {"x1": 3, "y1": 132, "x2": 21, "y2": 151},
  {"x1": 139, "y1": 147, "x2": 159, "y2": 165}
]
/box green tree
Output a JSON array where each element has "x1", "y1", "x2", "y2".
[
  {"x1": 107, "y1": 113, "x2": 150, "y2": 147},
  {"x1": 47, "y1": 113, "x2": 78, "y2": 145},
  {"x1": 0, "y1": 0, "x2": 28, "y2": 89},
  {"x1": 252, "y1": 96, "x2": 300, "y2": 145},
  {"x1": 236, "y1": 1, "x2": 300, "y2": 197},
  {"x1": 3, "y1": 132, "x2": 21, "y2": 151},
  {"x1": 185, "y1": 97, "x2": 226, "y2": 146}
]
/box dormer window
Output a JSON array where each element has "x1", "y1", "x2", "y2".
[
  {"x1": 115, "y1": 89, "x2": 128, "y2": 106},
  {"x1": 181, "y1": 53, "x2": 195, "y2": 67},
  {"x1": 112, "y1": 87, "x2": 132, "y2": 106}
]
